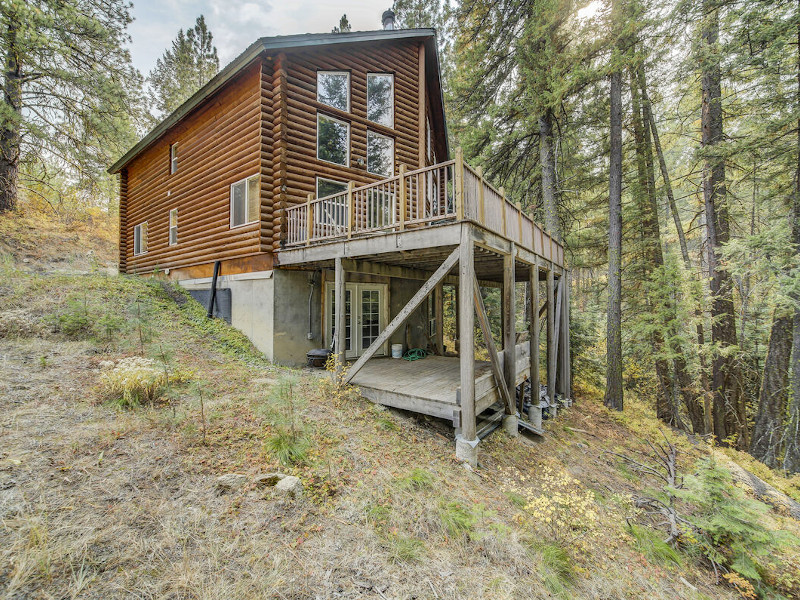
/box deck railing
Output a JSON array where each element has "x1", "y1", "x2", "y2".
[{"x1": 283, "y1": 150, "x2": 563, "y2": 265}]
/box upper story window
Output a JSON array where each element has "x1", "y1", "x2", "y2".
[
  {"x1": 170, "y1": 143, "x2": 178, "y2": 174},
  {"x1": 317, "y1": 114, "x2": 350, "y2": 166},
  {"x1": 133, "y1": 222, "x2": 148, "y2": 255},
  {"x1": 367, "y1": 73, "x2": 394, "y2": 128},
  {"x1": 169, "y1": 208, "x2": 178, "y2": 246},
  {"x1": 230, "y1": 174, "x2": 260, "y2": 228},
  {"x1": 367, "y1": 131, "x2": 394, "y2": 177},
  {"x1": 317, "y1": 71, "x2": 350, "y2": 112}
]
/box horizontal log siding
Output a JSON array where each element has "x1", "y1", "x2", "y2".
[
  {"x1": 260, "y1": 57, "x2": 276, "y2": 250},
  {"x1": 123, "y1": 61, "x2": 265, "y2": 273},
  {"x1": 271, "y1": 40, "x2": 423, "y2": 250},
  {"x1": 119, "y1": 169, "x2": 128, "y2": 272}
]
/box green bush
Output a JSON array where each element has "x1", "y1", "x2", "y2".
[{"x1": 265, "y1": 428, "x2": 309, "y2": 466}]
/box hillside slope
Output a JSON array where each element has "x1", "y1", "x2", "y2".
[{"x1": 0, "y1": 211, "x2": 798, "y2": 599}]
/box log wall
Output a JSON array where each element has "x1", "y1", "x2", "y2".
[
  {"x1": 272, "y1": 40, "x2": 424, "y2": 250},
  {"x1": 122, "y1": 61, "x2": 265, "y2": 273}
]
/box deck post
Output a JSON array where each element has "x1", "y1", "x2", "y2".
[
  {"x1": 529, "y1": 258, "x2": 540, "y2": 420},
  {"x1": 502, "y1": 245, "x2": 516, "y2": 420},
  {"x1": 347, "y1": 181, "x2": 355, "y2": 239},
  {"x1": 455, "y1": 147, "x2": 465, "y2": 220},
  {"x1": 546, "y1": 267, "x2": 556, "y2": 416},
  {"x1": 398, "y1": 164, "x2": 406, "y2": 231},
  {"x1": 305, "y1": 193, "x2": 313, "y2": 246},
  {"x1": 334, "y1": 257, "x2": 346, "y2": 377},
  {"x1": 558, "y1": 275, "x2": 568, "y2": 403},
  {"x1": 434, "y1": 282, "x2": 444, "y2": 355},
  {"x1": 563, "y1": 271, "x2": 572, "y2": 404},
  {"x1": 457, "y1": 225, "x2": 477, "y2": 465}
]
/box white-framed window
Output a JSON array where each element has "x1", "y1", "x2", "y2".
[
  {"x1": 133, "y1": 222, "x2": 147, "y2": 255},
  {"x1": 230, "y1": 174, "x2": 260, "y2": 228},
  {"x1": 316, "y1": 177, "x2": 348, "y2": 226},
  {"x1": 366, "y1": 130, "x2": 394, "y2": 177},
  {"x1": 169, "y1": 208, "x2": 178, "y2": 246},
  {"x1": 317, "y1": 113, "x2": 350, "y2": 166},
  {"x1": 170, "y1": 143, "x2": 178, "y2": 174},
  {"x1": 317, "y1": 71, "x2": 350, "y2": 112},
  {"x1": 367, "y1": 73, "x2": 394, "y2": 128}
]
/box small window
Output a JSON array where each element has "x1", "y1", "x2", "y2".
[
  {"x1": 367, "y1": 73, "x2": 394, "y2": 128},
  {"x1": 230, "y1": 174, "x2": 260, "y2": 228},
  {"x1": 317, "y1": 71, "x2": 350, "y2": 112},
  {"x1": 133, "y1": 222, "x2": 148, "y2": 255},
  {"x1": 170, "y1": 143, "x2": 178, "y2": 174},
  {"x1": 317, "y1": 114, "x2": 350, "y2": 166},
  {"x1": 366, "y1": 131, "x2": 394, "y2": 177},
  {"x1": 169, "y1": 209, "x2": 178, "y2": 246},
  {"x1": 316, "y1": 177, "x2": 348, "y2": 226}
]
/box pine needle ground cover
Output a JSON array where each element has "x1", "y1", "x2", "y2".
[{"x1": 1, "y1": 213, "x2": 798, "y2": 599}]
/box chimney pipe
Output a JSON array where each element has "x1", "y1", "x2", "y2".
[{"x1": 382, "y1": 9, "x2": 395, "y2": 30}]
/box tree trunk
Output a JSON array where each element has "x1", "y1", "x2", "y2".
[
  {"x1": 630, "y1": 67, "x2": 674, "y2": 424},
  {"x1": 641, "y1": 73, "x2": 712, "y2": 433},
  {"x1": 0, "y1": 14, "x2": 22, "y2": 213},
  {"x1": 540, "y1": 108, "x2": 560, "y2": 241},
  {"x1": 750, "y1": 313, "x2": 792, "y2": 468},
  {"x1": 605, "y1": 62, "x2": 624, "y2": 412},
  {"x1": 701, "y1": 0, "x2": 744, "y2": 447},
  {"x1": 784, "y1": 12, "x2": 800, "y2": 473}
]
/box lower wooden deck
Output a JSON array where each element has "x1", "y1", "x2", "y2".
[{"x1": 350, "y1": 343, "x2": 532, "y2": 427}]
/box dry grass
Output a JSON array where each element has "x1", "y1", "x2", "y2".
[{"x1": 1, "y1": 211, "x2": 795, "y2": 599}]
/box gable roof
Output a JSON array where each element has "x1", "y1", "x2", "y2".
[{"x1": 108, "y1": 28, "x2": 448, "y2": 174}]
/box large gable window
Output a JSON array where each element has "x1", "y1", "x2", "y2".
[
  {"x1": 367, "y1": 131, "x2": 394, "y2": 177},
  {"x1": 317, "y1": 114, "x2": 350, "y2": 166},
  {"x1": 133, "y1": 222, "x2": 147, "y2": 255},
  {"x1": 230, "y1": 174, "x2": 260, "y2": 228},
  {"x1": 367, "y1": 73, "x2": 394, "y2": 128},
  {"x1": 317, "y1": 71, "x2": 350, "y2": 112}
]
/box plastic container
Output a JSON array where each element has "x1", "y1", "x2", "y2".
[{"x1": 391, "y1": 343, "x2": 403, "y2": 358}]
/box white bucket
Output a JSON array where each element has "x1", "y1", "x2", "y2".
[{"x1": 391, "y1": 344, "x2": 403, "y2": 359}]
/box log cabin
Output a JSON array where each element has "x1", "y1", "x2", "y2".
[{"x1": 109, "y1": 12, "x2": 571, "y2": 464}]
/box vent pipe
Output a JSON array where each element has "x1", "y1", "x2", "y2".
[{"x1": 382, "y1": 9, "x2": 395, "y2": 30}]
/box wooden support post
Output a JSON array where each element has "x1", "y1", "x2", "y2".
[
  {"x1": 459, "y1": 226, "x2": 476, "y2": 441},
  {"x1": 334, "y1": 257, "x2": 346, "y2": 376},
  {"x1": 529, "y1": 259, "x2": 540, "y2": 411},
  {"x1": 476, "y1": 166, "x2": 485, "y2": 224},
  {"x1": 305, "y1": 193, "x2": 313, "y2": 246},
  {"x1": 434, "y1": 282, "x2": 444, "y2": 355},
  {"x1": 558, "y1": 276, "x2": 568, "y2": 399},
  {"x1": 503, "y1": 245, "x2": 516, "y2": 414},
  {"x1": 473, "y1": 275, "x2": 514, "y2": 415},
  {"x1": 344, "y1": 246, "x2": 460, "y2": 383},
  {"x1": 564, "y1": 271, "x2": 572, "y2": 402},
  {"x1": 347, "y1": 181, "x2": 355, "y2": 239},
  {"x1": 455, "y1": 147, "x2": 465, "y2": 220},
  {"x1": 399, "y1": 164, "x2": 407, "y2": 231},
  {"x1": 546, "y1": 268, "x2": 556, "y2": 405}
]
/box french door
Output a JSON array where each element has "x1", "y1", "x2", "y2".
[{"x1": 326, "y1": 283, "x2": 387, "y2": 359}]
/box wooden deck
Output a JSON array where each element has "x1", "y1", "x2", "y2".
[{"x1": 350, "y1": 342, "x2": 532, "y2": 428}]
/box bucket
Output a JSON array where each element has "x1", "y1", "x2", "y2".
[{"x1": 391, "y1": 343, "x2": 403, "y2": 359}]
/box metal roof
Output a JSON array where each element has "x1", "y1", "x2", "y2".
[{"x1": 108, "y1": 28, "x2": 448, "y2": 174}]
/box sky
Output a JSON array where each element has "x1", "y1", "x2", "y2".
[{"x1": 127, "y1": 0, "x2": 395, "y2": 76}]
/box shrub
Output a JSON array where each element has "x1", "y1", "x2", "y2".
[
  {"x1": 98, "y1": 357, "x2": 167, "y2": 408},
  {"x1": 54, "y1": 298, "x2": 92, "y2": 338},
  {"x1": 0, "y1": 309, "x2": 42, "y2": 338},
  {"x1": 265, "y1": 428, "x2": 309, "y2": 466}
]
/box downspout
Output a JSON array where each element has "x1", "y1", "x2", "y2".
[{"x1": 207, "y1": 260, "x2": 221, "y2": 318}]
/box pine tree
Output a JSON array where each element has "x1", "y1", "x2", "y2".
[
  {"x1": 0, "y1": 0, "x2": 140, "y2": 212},
  {"x1": 148, "y1": 15, "x2": 219, "y2": 117},
  {"x1": 331, "y1": 14, "x2": 352, "y2": 34}
]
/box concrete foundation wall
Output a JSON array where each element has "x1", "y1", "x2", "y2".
[
  {"x1": 272, "y1": 269, "x2": 322, "y2": 366},
  {"x1": 389, "y1": 278, "x2": 428, "y2": 351}
]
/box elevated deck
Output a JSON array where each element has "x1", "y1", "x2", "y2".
[{"x1": 279, "y1": 156, "x2": 564, "y2": 271}]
